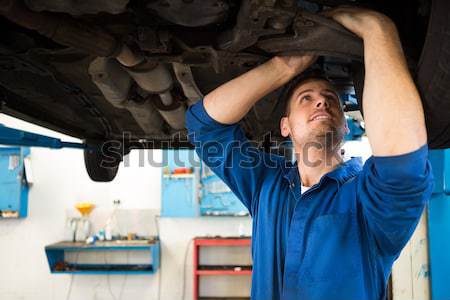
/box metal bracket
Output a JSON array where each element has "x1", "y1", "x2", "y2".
[
  {"x1": 256, "y1": 11, "x2": 364, "y2": 60},
  {"x1": 217, "y1": 0, "x2": 296, "y2": 52}
]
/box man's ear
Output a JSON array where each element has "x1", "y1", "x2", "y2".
[{"x1": 280, "y1": 116, "x2": 290, "y2": 137}]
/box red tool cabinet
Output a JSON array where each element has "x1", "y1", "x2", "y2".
[{"x1": 193, "y1": 237, "x2": 252, "y2": 300}]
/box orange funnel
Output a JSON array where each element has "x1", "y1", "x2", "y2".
[{"x1": 75, "y1": 203, "x2": 95, "y2": 217}]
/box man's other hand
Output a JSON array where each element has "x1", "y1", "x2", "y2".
[
  {"x1": 323, "y1": 6, "x2": 397, "y2": 40},
  {"x1": 272, "y1": 55, "x2": 317, "y2": 78}
]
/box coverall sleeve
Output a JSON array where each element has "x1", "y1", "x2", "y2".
[
  {"x1": 185, "y1": 99, "x2": 279, "y2": 216},
  {"x1": 356, "y1": 144, "x2": 434, "y2": 257}
]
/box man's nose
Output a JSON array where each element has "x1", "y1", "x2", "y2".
[{"x1": 315, "y1": 96, "x2": 330, "y2": 108}]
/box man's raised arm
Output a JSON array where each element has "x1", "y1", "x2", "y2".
[
  {"x1": 327, "y1": 8, "x2": 434, "y2": 258},
  {"x1": 327, "y1": 7, "x2": 427, "y2": 156},
  {"x1": 204, "y1": 56, "x2": 316, "y2": 124}
]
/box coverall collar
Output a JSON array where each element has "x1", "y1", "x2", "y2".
[{"x1": 282, "y1": 156, "x2": 363, "y2": 187}]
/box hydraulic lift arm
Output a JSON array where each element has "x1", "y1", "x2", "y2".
[{"x1": 0, "y1": 123, "x2": 86, "y2": 149}]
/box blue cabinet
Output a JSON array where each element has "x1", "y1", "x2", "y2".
[
  {"x1": 199, "y1": 165, "x2": 248, "y2": 216},
  {"x1": 0, "y1": 147, "x2": 30, "y2": 218},
  {"x1": 161, "y1": 174, "x2": 198, "y2": 217},
  {"x1": 161, "y1": 150, "x2": 199, "y2": 217},
  {"x1": 160, "y1": 150, "x2": 248, "y2": 217}
]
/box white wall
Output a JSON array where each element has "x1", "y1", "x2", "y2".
[
  {"x1": 0, "y1": 114, "x2": 429, "y2": 300},
  {"x1": 0, "y1": 114, "x2": 252, "y2": 300}
]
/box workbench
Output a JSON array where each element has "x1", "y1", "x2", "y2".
[{"x1": 45, "y1": 239, "x2": 160, "y2": 275}]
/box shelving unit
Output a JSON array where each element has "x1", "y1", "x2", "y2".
[
  {"x1": 193, "y1": 237, "x2": 252, "y2": 300},
  {"x1": 45, "y1": 239, "x2": 160, "y2": 275}
]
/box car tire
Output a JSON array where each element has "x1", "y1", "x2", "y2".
[
  {"x1": 416, "y1": 0, "x2": 450, "y2": 149},
  {"x1": 84, "y1": 141, "x2": 121, "y2": 182}
]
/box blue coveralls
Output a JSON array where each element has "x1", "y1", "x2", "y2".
[{"x1": 186, "y1": 99, "x2": 434, "y2": 300}]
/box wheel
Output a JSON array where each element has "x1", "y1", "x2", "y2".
[
  {"x1": 83, "y1": 141, "x2": 122, "y2": 182},
  {"x1": 416, "y1": 0, "x2": 450, "y2": 149}
]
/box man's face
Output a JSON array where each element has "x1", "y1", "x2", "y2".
[{"x1": 280, "y1": 79, "x2": 348, "y2": 149}]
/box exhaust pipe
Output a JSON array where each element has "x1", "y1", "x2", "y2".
[
  {"x1": 122, "y1": 62, "x2": 186, "y2": 130},
  {"x1": 0, "y1": 0, "x2": 144, "y2": 66},
  {"x1": 151, "y1": 93, "x2": 186, "y2": 131},
  {"x1": 88, "y1": 57, "x2": 164, "y2": 135},
  {"x1": 0, "y1": 0, "x2": 120, "y2": 57},
  {"x1": 1, "y1": 0, "x2": 187, "y2": 131}
]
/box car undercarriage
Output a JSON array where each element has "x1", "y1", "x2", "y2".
[{"x1": 1, "y1": 0, "x2": 449, "y2": 181}]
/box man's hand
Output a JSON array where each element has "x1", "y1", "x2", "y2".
[
  {"x1": 323, "y1": 6, "x2": 396, "y2": 40},
  {"x1": 324, "y1": 7, "x2": 428, "y2": 156},
  {"x1": 273, "y1": 55, "x2": 317, "y2": 78}
]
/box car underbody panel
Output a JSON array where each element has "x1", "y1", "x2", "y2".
[{"x1": 0, "y1": 0, "x2": 446, "y2": 152}]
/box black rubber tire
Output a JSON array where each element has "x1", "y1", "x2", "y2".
[
  {"x1": 353, "y1": 0, "x2": 450, "y2": 149},
  {"x1": 416, "y1": 0, "x2": 450, "y2": 149},
  {"x1": 84, "y1": 142, "x2": 121, "y2": 182}
]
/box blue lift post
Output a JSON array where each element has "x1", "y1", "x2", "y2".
[{"x1": 428, "y1": 149, "x2": 450, "y2": 299}]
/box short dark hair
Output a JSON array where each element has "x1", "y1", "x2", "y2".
[{"x1": 280, "y1": 69, "x2": 334, "y2": 116}]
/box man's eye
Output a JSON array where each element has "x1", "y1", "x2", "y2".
[{"x1": 302, "y1": 95, "x2": 312, "y2": 101}]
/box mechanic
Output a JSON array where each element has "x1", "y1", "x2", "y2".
[{"x1": 186, "y1": 7, "x2": 434, "y2": 300}]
